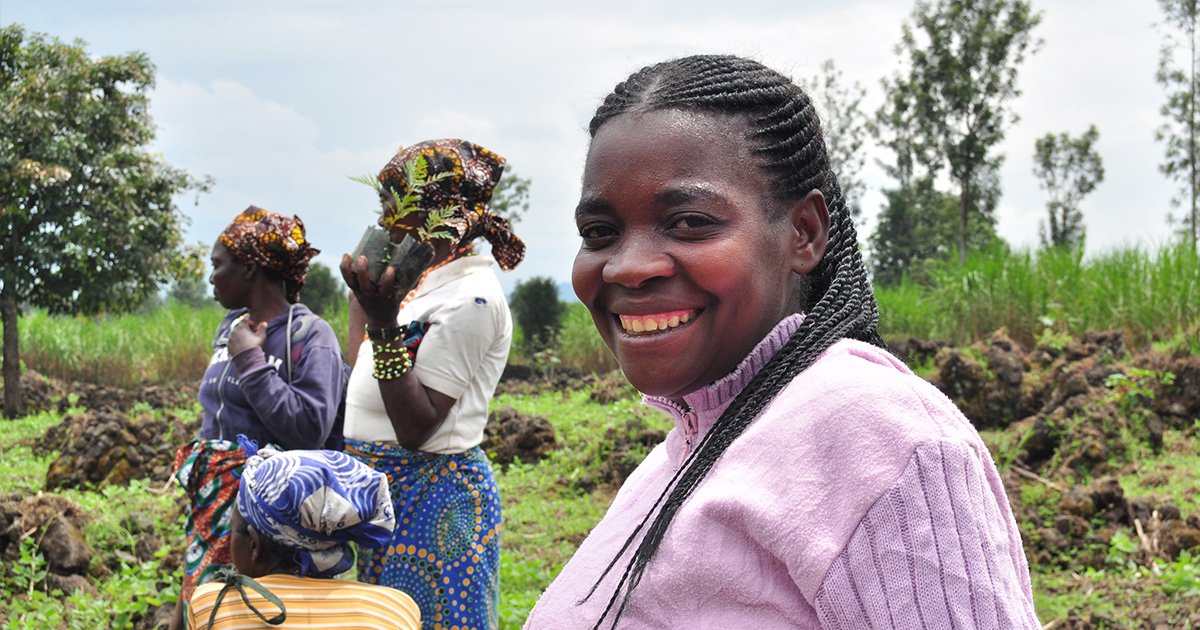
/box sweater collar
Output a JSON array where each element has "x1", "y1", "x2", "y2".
[{"x1": 644, "y1": 312, "x2": 806, "y2": 432}]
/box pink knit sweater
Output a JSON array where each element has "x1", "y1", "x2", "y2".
[{"x1": 525, "y1": 314, "x2": 1040, "y2": 629}]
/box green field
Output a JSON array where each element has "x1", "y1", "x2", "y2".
[{"x1": 2, "y1": 243, "x2": 1198, "y2": 628}]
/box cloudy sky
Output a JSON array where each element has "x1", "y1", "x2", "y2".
[{"x1": 3, "y1": 0, "x2": 1179, "y2": 297}]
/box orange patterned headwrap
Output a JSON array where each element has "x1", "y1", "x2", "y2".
[
  {"x1": 377, "y1": 139, "x2": 525, "y2": 271},
  {"x1": 218, "y1": 206, "x2": 319, "y2": 304}
]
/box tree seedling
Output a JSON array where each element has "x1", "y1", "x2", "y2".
[{"x1": 350, "y1": 154, "x2": 462, "y2": 298}]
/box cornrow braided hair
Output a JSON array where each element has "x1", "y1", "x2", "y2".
[{"x1": 582, "y1": 54, "x2": 885, "y2": 628}]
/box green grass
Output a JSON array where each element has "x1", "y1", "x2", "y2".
[
  {"x1": 18, "y1": 302, "x2": 225, "y2": 386},
  {"x1": 555, "y1": 303, "x2": 617, "y2": 375},
  {"x1": 0, "y1": 387, "x2": 660, "y2": 629},
  {"x1": 13, "y1": 300, "x2": 351, "y2": 388},
  {"x1": 876, "y1": 243, "x2": 1200, "y2": 347},
  {"x1": 1118, "y1": 428, "x2": 1200, "y2": 516},
  {"x1": 0, "y1": 410, "x2": 185, "y2": 629}
]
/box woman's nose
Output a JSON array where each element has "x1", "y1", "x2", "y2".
[{"x1": 602, "y1": 234, "x2": 673, "y2": 288}]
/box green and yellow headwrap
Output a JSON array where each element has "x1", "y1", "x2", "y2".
[{"x1": 218, "y1": 206, "x2": 320, "y2": 304}]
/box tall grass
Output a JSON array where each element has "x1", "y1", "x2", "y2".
[
  {"x1": 17, "y1": 301, "x2": 352, "y2": 388},
  {"x1": 19, "y1": 303, "x2": 224, "y2": 387},
  {"x1": 876, "y1": 243, "x2": 1200, "y2": 347},
  {"x1": 15, "y1": 242, "x2": 1196, "y2": 388},
  {"x1": 556, "y1": 303, "x2": 617, "y2": 374}
]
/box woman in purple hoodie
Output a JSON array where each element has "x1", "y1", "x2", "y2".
[
  {"x1": 169, "y1": 206, "x2": 347, "y2": 629},
  {"x1": 524, "y1": 55, "x2": 1041, "y2": 629}
]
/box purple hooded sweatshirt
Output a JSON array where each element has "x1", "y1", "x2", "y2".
[{"x1": 197, "y1": 304, "x2": 345, "y2": 450}]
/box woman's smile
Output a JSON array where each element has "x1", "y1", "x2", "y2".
[{"x1": 616, "y1": 309, "x2": 698, "y2": 334}]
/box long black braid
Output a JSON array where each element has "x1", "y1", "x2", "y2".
[{"x1": 581, "y1": 54, "x2": 885, "y2": 628}]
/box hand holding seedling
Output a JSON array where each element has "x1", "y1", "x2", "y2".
[{"x1": 342, "y1": 154, "x2": 459, "y2": 327}]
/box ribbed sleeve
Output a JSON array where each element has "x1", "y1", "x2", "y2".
[{"x1": 814, "y1": 440, "x2": 1041, "y2": 629}]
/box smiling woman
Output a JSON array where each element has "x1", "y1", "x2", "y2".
[
  {"x1": 525, "y1": 54, "x2": 1042, "y2": 630},
  {"x1": 572, "y1": 108, "x2": 820, "y2": 399}
]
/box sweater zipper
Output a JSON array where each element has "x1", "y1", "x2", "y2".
[
  {"x1": 214, "y1": 312, "x2": 247, "y2": 441},
  {"x1": 214, "y1": 359, "x2": 233, "y2": 441},
  {"x1": 658, "y1": 399, "x2": 699, "y2": 460}
]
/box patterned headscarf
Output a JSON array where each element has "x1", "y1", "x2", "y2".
[
  {"x1": 236, "y1": 438, "x2": 395, "y2": 579},
  {"x1": 218, "y1": 206, "x2": 320, "y2": 304},
  {"x1": 377, "y1": 139, "x2": 525, "y2": 271}
]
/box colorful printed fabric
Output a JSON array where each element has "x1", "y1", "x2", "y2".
[
  {"x1": 218, "y1": 205, "x2": 320, "y2": 303},
  {"x1": 172, "y1": 438, "x2": 248, "y2": 604},
  {"x1": 400, "y1": 320, "x2": 431, "y2": 356},
  {"x1": 237, "y1": 442, "x2": 396, "y2": 579},
  {"x1": 377, "y1": 139, "x2": 525, "y2": 271},
  {"x1": 344, "y1": 439, "x2": 501, "y2": 630}
]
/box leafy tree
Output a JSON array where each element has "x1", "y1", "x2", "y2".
[
  {"x1": 301, "y1": 261, "x2": 345, "y2": 316},
  {"x1": 891, "y1": 0, "x2": 1041, "y2": 261},
  {"x1": 508, "y1": 276, "x2": 564, "y2": 352},
  {"x1": 807, "y1": 59, "x2": 869, "y2": 219},
  {"x1": 490, "y1": 165, "x2": 531, "y2": 225},
  {"x1": 166, "y1": 241, "x2": 210, "y2": 308},
  {"x1": 168, "y1": 276, "x2": 209, "y2": 308},
  {"x1": 871, "y1": 68, "x2": 1000, "y2": 284},
  {"x1": 1033, "y1": 125, "x2": 1104, "y2": 248},
  {"x1": 1156, "y1": 0, "x2": 1200, "y2": 247},
  {"x1": 0, "y1": 25, "x2": 207, "y2": 416},
  {"x1": 871, "y1": 171, "x2": 1000, "y2": 286}
]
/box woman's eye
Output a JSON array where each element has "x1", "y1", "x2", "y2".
[
  {"x1": 669, "y1": 214, "x2": 715, "y2": 231},
  {"x1": 578, "y1": 223, "x2": 617, "y2": 242}
]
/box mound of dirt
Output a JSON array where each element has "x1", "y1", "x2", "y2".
[
  {"x1": 42, "y1": 407, "x2": 198, "y2": 490},
  {"x1": 482, "y1": 406, "x2": 558, "y2": 467},
  {"x1": 933, "y1": 330, "x2": 1043, "y2": 428},
  {"x1": 1013, "y1": 473, "x2": 1200, "y2": 572},
  {"x1": 0, "y1": 494, "x2": 93, "y2": 593},
  {"x1": 887, "y1": 337, "x2": 947, "y2": 367},
  {"x1": 588, "y1": 371, "x2": 638, "y2": 405},
  {"x1": 0, "y1": 370, "x2": 66, "y2": 415},
  {"x1": 0, "y1": 370, "x2": 197, "y2": 416},
  {"x1": 65, "y1": 381, "x2": 197, "y2": 413},
  {"x1": 1137, "y1": 352, "x2": 1200, "y2": 425}
]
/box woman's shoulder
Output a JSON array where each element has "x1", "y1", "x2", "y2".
[
  {"x1": 794, "y1": 338, "x2": 967, "y2": 429},
  {"x1": 281, "y1": 304, "x2": 341, "y2": 347},
  {"x1": 751, "y1": 337, "x2": 982, "y2": 469}
]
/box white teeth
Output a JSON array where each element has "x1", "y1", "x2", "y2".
[{"x1": 619, "y1": 311, "x2": 695, "y2": 333}]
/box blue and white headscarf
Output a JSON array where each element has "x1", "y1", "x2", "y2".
[{"x1": 236, "y1": 436, "x2": 395, "y2": 578}]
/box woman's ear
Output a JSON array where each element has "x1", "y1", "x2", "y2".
[
  {"x1": 788, "y1": 190, "x2": 830, "y2": 275},
  {"x1": 248, "y1": 525, "x2": 267, "y2": 565}
]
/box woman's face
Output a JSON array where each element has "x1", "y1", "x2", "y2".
[
  {"x1": 572, "y1": 109, "x2": 812, "y2": 400},
  {"x1": 209, "y1": 242, "x2": 249, "y2": 310},
  {"x1": 230, "y1": 509, "x2": 262, "y2": 577}
]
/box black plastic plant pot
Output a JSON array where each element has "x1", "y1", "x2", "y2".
[
  {"x1": 351, "y1": 226, "x2": 393, "y2": 285},
  {"x1": 387, "y1": 234, "x2": 435, "y2": 299}
]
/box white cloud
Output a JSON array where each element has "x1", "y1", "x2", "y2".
[{"x1": 4, "y1": 0, "x2": 1185, "y2": 289}]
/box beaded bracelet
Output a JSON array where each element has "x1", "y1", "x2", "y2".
[{"x1": 371, "y1": 337, "x2": 414, "y2": 380}]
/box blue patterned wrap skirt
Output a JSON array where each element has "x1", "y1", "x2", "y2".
[{"x1": 344, "y1": 438, "x2": 501, "y2": 630}]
